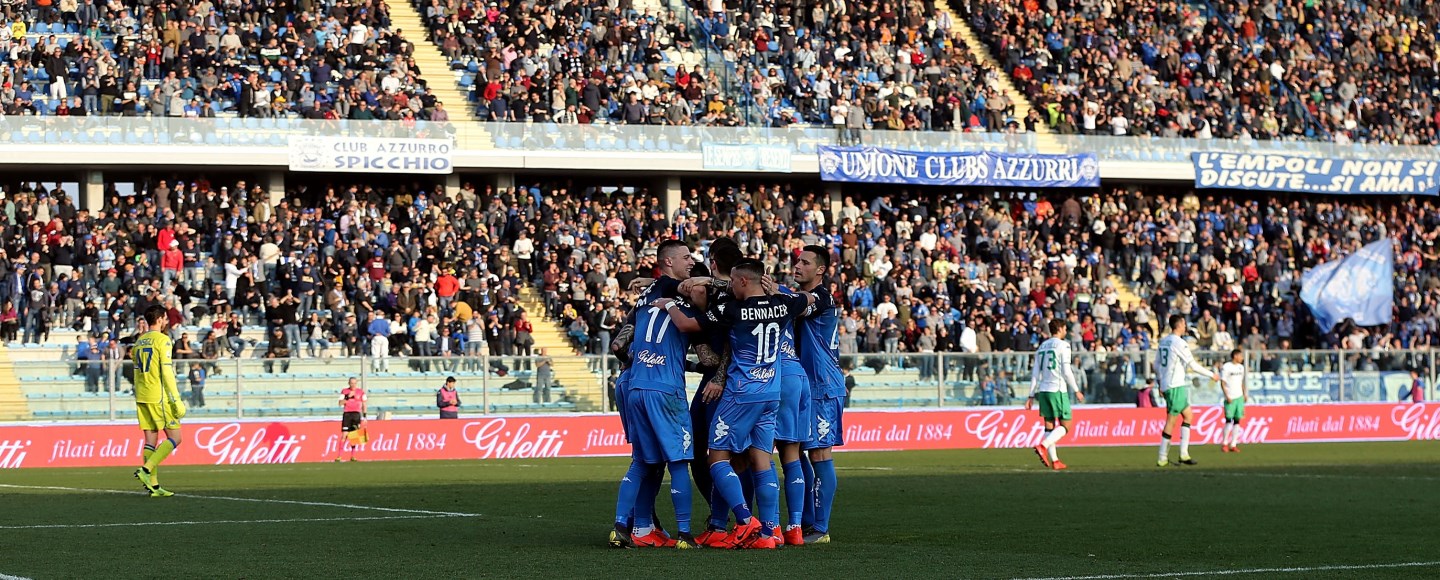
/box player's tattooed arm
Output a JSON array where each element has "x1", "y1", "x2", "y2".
[
  {"x1": 612, "y1": 324, "x2": 634, "y2": 356},
  {"x1": 627, "y1": 277, "x2": 654, "y2": 292},
  {"x1": 701, "y1": 346, "x2": 730, "y2": 403},
  {"x1": 695, "y1": 343, "x2": 721, "y2": 368}
]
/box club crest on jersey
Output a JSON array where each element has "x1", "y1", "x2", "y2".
[
  {"x1": 635, "y1": 350, "x2": 667, "y2": 367},
  {"x1": 713, "y1": 418, "x2": 730, "y2": 442}
]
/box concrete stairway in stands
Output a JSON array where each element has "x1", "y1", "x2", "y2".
[
  {"x1": 643, "y1": 0, "x2": 705, "y2": 72},
  {"x1": 516, "y1": 287, "x2": 609, "y2": 411},
  {"x1": 387, "y1": 0, "x2": 490, "y2": 144},
  {"x1": 1106, "y1": 275, "x2": 1144, "y2": 311},
  {"x1": 0, "y1": 346, "x2": 31, "y2": 420},
  {"x1": 941, "y1": 0, "x2": 1058, "y2": 144}
]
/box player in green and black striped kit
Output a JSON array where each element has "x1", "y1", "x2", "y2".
[{"x1": 1026, "y1": 319, "x2": 1085, "y2": 470}]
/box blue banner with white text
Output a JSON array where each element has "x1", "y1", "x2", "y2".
[
  {"x1": 1192, "y1": 152, "x2": 1440, "y2": 195},
  {"x1": 817, "y1": 146, "x2": 1100, "y2": 188}
]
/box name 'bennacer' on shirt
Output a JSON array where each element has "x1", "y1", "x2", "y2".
[{"x1": 706, "y1": 292, "x2": 814, "y2": 404}]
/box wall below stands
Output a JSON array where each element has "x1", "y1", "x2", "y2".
[{"x1": 1, "y1": 403, "x2": 1436, "y2": 468}]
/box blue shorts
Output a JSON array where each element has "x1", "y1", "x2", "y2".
[
  {"x1": 775, "y1": 372, "x2": 813, "y2": 444},
  {"x1": 624, "y1": 389, "x2": 693, "y2": 464},
  {"x1": 710, "y1": 397, "x2": 778, "y2": 454},
  {"x1": 803, "y1": 396, "x2": 845, "y2": 450},
  {"x1": 614, "y1": 374, "x2": 630, "y2": 440}
]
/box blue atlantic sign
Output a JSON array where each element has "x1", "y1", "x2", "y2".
[
  {"x1": 818, "y1": 146, "x2": 1100, "y2": 188},
  {"x1": 1192, "y1": 152, "x2": 1440, "y2": 195}
]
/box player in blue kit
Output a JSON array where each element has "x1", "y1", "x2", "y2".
[
  {"x1": 610, "y1": 240, "x2": 695, "y2": 549},
  {"x1": 773, "y1": 288, "x2": 813, "y2": 546},
  {"x1": 680, "y1": 239, "x2": 746, "y2": 548},
  {"x1": 698, "y1": 259, "x2": 817, "y2": 549},
  {"x1": 622, "y1": 292, "x2": 703, "y2": 548},
  {"x1": 791, "y1": 245, "x2": 844, "y2": 544}
]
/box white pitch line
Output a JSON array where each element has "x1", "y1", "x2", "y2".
[
  {"x1": 1011, "y1": 560, "x2": 1440, "y2": 580},
  {"x1": 0, "y1": 483, "x2": 480, "y2": 517},
  {"x1": 0, "y1": 514, "x2": 473, "y2": 530},
  {"x1": 177, "y1": 492, "x2": 480, "y2": 517},
  {"x1": 1, "y1": 573, "x2": 35, "y2": 580}
]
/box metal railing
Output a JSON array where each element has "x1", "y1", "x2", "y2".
[
  {"x1": 15, "y1": 349, "x2": 1432, "y2": 422},
  {"x1": 6, "y1": 116, "x2": 1440, "y2": 163}
]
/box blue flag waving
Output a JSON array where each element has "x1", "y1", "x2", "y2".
[{"x1": 1300, "y1": 239, "x2": 1395, "y2": 331}]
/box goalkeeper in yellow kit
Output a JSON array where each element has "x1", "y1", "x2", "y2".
[{"x1": 132, "y1": 305, "x2": 187, "y2": 497}]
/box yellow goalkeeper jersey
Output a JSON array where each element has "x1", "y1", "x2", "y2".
[{"x1": 131, "y1": 331, "x2": 175, "y2": 404}]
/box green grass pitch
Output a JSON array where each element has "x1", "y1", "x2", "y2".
[{"x1": 2, "y1": 442, "x2": 1438, "y2": 579}]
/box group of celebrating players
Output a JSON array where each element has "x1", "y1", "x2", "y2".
[
  {"x1": 121, "y1": 236, "x2": 1251, "y2": 538},
  {"x1": 608, "y1": 238, "x2": 844, "y2": 550}
]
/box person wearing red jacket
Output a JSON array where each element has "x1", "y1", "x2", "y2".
[
  {"x1": 160, "y1": 240, "x2": 184, "y2": 291},
  {"x1": 435, "y1": 268, "x2": 460, "y2": 315}
]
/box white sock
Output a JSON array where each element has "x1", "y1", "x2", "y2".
[
  {"x1": 1048, "y1": 444, "x2": 1059, "y2": 462},
  {"x1": 1230, "y1": 422, "x2": 1240, "y2": 446},
  {"x1": 1158, "y1": 435, "x2": 1171, "y2": 461},
  {"x1": 1180, "y1": 424, "x2": 1192, "y2": 457},
  {"x1": 633, "y1": 525, "x2": 654, "y2": 537},
  {"x1": 1221, "y1": 423, "x2": 1232, "y2": 446},
  {"x1": 1042, "y1": 426, "x2": 1067, "y2": 448}
]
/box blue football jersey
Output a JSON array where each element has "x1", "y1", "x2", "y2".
[
  {"x1": 792, "y1": 286, "x2": 845, "y2": 398},
  {"x1": 626, "y1": 299, "x2": 697, "y2": 397},
  {"x1": 776, "y1": 287, "x2": 810, "y2": 381},
  {"x1": 706, "y1": 292, "x2": 812, "y2": 403},
  {"x1": 625, "y1": 276, "x2": 683, "y2": 327}
]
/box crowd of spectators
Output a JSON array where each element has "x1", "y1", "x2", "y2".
[
  {"x1": 412, "y1": 0, "x2": 739, "y2": 125},
  {"x1": 964, "y1": 0, "x2": 1440, "y2": 144},
  {"x1": 8, "y1": 0, "x2": 1440, "y2": 143},
  {"x1": 412, "y1": 0, "x2": 1030, "y2": 131},
  {"x1": 0, "y1": 0, "x2": 446, "y2": 121},
  {"x1": 685, "y1": 0, "x2": 1021, "y2": 130},
  {"x1": 4, "y1": 174, "x2": 1436, "y2": 395}
]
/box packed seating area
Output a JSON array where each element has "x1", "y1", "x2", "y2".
[
  {"x1": 3, "y1": 174, "x2": 1435, "y2": 415},
  {"x1": 6, "y1": 177, "x2": 1436, "y2": 355},
  {"x1": 681, "y1": 0, "x2": 1008, "y2": 129},
  {"x1": 8, "y1": 0, "x2": 1437, "y2": 138},
  {"x1": 0, "y1": 0, "x2": 444, "y2": 120},
  {"x1": 963, "y1": 0, "x2": 1440, "y2": 144},
  {"x1": 409, "y1": 0, "x2": 721, "y2": 125}
]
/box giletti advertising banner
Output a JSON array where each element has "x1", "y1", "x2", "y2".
[{"x1": 1, "y1": 404, "x2": 1437, "y2": 468}]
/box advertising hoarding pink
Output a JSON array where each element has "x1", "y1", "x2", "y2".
[{"x1": 1, "y1": 403, "x2": 1436, "y2": 469}]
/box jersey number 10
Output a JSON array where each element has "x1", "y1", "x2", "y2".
[{"x1": 752, "y1": 322, "x2": 781, "y2": 364}]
